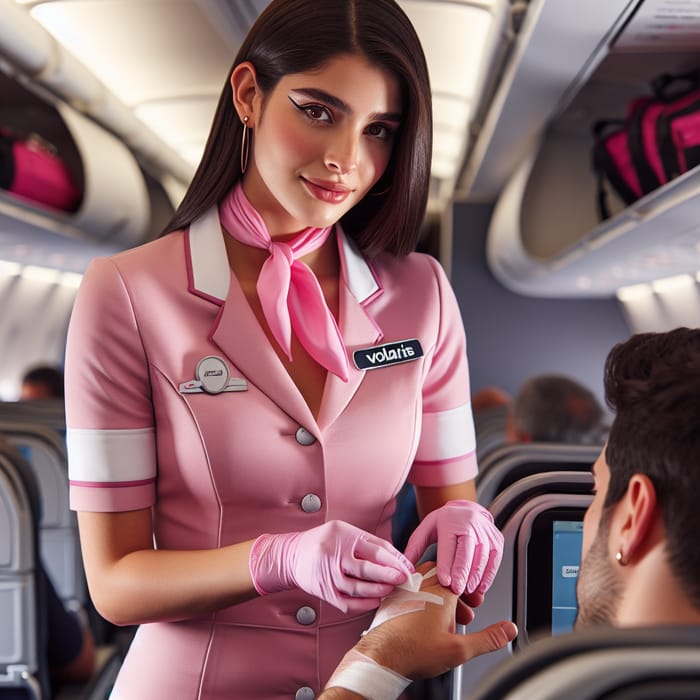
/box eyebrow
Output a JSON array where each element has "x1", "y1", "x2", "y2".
[{"x1": 291, "y1": 87, "x2": 402, "y2": 123}]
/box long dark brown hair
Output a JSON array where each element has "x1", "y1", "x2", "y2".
[{"x1": 162, "y1": 0, "x2": 432, "y2": 256}]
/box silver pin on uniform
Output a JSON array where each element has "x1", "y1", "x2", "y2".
[{"x1": 179, "y1": 356, "x2": 248, "y2": 394}]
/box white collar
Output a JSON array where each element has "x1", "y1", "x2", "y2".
[{"x1": 187, "y1": 205, "x2": 380, "y2": 304}]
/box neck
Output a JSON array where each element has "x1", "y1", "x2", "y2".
[{"x1": 615, "y1": 543, "x2": 700, "y2": 626}]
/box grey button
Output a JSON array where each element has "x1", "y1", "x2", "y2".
[
  {"x1": 295, "y1": 427, "x2": 316, "y2": 446},
  {"x1": 295, "y1": 687, "x2": 315, "y2": 700},
  {"x1": 301, "y1": 493, "x2": 322, "y2": 513},
  {"x1": 296, "y1": 606, "x2": 317, "y2": 625}
]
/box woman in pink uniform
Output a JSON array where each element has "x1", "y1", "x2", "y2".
[{"x1": 65, "y1": 1, "x2": 503, "y2": 697}]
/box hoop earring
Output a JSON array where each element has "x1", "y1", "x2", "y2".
[{"x1": 240, "y1": 116, "x2": 250, "y2": 174}]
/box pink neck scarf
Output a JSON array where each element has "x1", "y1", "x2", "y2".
[{"x1": 219, "y1": 184, "x2": 349, "y2": 382}]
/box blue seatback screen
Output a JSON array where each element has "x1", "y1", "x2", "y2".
[{"x1": 551, "y1": 520, "x2": 583, "y2": 635}]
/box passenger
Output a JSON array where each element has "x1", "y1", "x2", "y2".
[
  {"x1": 471, "y1": 385, "x2": 512, "y2": 412},
  {"x1": 575, "y1": 327, "x2": 700, "y2": 628},
  {"x1": 19, "y1": 364, "x2": 64, "y2": 400},
  {"x1": 63, "y1": 1, "x2": 503, "y2": 697},
  {"x1": 322, "y1": 327, "x2": 700, "y2": 698},
  {"x1": 505, "y1": 374, "x2": 606, "y2": 444},
  {"x1": 41, "y1": 564, "x2": 96, "y2": 691}
]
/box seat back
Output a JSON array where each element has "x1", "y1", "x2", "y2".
[
  {"x1": 0, "y1": 422, "x2": 84, "y2": 608},
  {"x1": 474, "y1": 405, "x2": 509, "y2": 461},
  {"x1": 468, "y1": 625, "x2": 700, "y2": 700},
  {"x1": 0, "y1": 445, "x2": 48, "y2": 699},
  {"x1": 477, "y1": 442, "x2": 601, "y2": 505},
  {"x1": 0, "y1": 402, "x2": 65, "y2": 436}
]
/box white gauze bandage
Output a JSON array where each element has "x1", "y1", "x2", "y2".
[
  {"x1": 325, "y1": 567, "x2": 444, "y2": 699},
  {"x1": 365, "y1": 565, "x2": 444, "y2": 634},
  {"x1": 325, "y1": 649, "x2": 411, "y2": 700}
]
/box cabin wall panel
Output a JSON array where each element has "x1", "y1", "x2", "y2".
[{"x1": 451, "y1": 202, "x2": 630, "y2": 405}]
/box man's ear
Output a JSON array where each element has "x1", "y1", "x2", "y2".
[
  {"x1": 230, "y1": 61, "x2": 261, "y2": 126},
  {"x1": 616, "y1": 474, "x2": 659, "y2": 564}
]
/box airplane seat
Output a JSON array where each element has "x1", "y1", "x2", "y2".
[
  {"x1": 467, "y1": 625, "x2": 700, "y2": 700},
  {"x1": 0, "y1": 422, "x2": 85, "y2": 610},
  {"x1": 0, "y1": 444, "x2": 50, "y2": 699},
  {"x1": 0, "y1": 402, "x2": 66, "y2": 437},
  {"x1": 0, "y1": 420, "x2": 123, "y2": 648},
  {"x1": 453, "y1": 470, "x2": 594, "y2": 699},
  {"x1": 476, "y1": 442, "x2": 601, "y2": 506},
  {"x1": 474, "y1": 404, "x2": 509, "y2": 461}
]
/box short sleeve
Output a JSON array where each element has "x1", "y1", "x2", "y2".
[
  {"x1": 408, "y1": 257, "x2": 478, "y2": 487},
  {"x1": 65, "y1": 257, "x2": 156, "y2": 512}
]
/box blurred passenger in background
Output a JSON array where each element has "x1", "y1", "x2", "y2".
[
  {"x1": 506, "y1": 374, "x2": 606, "y2": 445},
  {"x1": 20, "y1": 364, "x2": 64, "y2": 400}
]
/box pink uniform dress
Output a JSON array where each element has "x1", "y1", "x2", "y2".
[{"x1": 65, "y1": 205, "x2": 478, "y2": 700}]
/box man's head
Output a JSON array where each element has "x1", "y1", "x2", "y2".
[
  {"x1": 576, "y1": 327, "x2": 700, "y2": 628},
  {"x1": 20, "y1": 365, "x2": 64, "y2": 400},
  {"x1": 507, "y1": 374, "x2": 605, "y2": 444}
]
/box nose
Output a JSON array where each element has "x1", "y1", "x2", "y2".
[{"x1": 324, "y1": 129, "x2": 358, "y2": 175}]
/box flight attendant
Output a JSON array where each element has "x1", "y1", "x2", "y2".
[{"x1": 64, "y1": 1, "x2": 503, "y2": 697}]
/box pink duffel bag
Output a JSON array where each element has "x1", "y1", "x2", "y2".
[{"x1": 0, "y1": 129, "x2": 82, "y2": 213}]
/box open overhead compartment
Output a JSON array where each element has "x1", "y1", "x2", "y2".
[
  {"x1": 0, "y1": 0, "x2": 192, "y2": 271},
  {"x1": 460, "y1": 0, "x2": 700, "y2": 298},
  {"x1": 0, "y1": 70, "x2": 158, "y2": 267}
]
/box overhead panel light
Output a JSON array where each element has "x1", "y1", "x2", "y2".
[
  {"x1": 400, "y1": 1, "x2": 495, "y2": 182},
  {"x1": 432, "y1": 94, "x2": 473, "y2": 132},
  {"x1": 616, "y1": 283, "x2": 652, "y2": 303},
  {"x1": 22, "y1": 264, "x2": 61, "y2": 284},
  {"x1": 60, "y1": 271, "x2": 83, "y2": 289},
  {"x1": 651, "y1": 274, "x2": 695, "y2": 294},
  {"x1": 28, "y1": 1, "x2": 231, "y2": 107},
  {"x1": 0, "y1": 260, "x2": 22, "y2": 277},
  {"x1": 400, "y1": 1, "x2": 495, "y2": 99}
]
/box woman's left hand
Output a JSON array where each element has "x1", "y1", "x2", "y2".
[{"x1": 403, "y1": 500, "x2": 503, "y2": 596}]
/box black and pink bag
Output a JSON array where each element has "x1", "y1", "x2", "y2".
[
  {"x1": 592, "y1": 70, "x2": 700, "y2": 220},
  {"x1": 0, "y1": 129, "x2": 82, "y2": 213}
]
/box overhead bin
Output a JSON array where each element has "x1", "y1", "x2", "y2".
[
  {"x1": 0, "y1": 0, "x2": 190, "y2": 257},
  {"x1": 461, "y1": 0, "x2": 700, "y2": 298},
  {"x1": 487, "y1": 142, "x2": 700, "y2": 297},
  {"x1": 55, "y1": 102, "x2": 150, "y2": 247},
  {"x1": 0, "y1": 72, "x2": 151, "y2": 249}
]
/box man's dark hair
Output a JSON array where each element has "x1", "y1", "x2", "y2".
[{"x1": 603, "y1": 327, "x2": 700, "y2": 608}]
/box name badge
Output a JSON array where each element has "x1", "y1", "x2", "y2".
[
  {"x1": 353, "y1": 339, "x2": 423, "y2": 371},
  {"x1": 179, "y1": 356, "x2": 248, "y2": 395}
]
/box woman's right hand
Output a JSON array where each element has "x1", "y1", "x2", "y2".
[{"x1": 249, "y1": 520, "x2": 415, "y2": 613}]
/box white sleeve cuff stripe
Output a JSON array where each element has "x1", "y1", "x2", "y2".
[
  {"x1": 415, "y1": 404, "x2": 476, "y2": 462},
  {"x1": 67, "y1": 427, "x2": 157, "y2": 483}
]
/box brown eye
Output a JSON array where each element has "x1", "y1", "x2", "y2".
[
  {"x1": 366, "y1": 123, "x2": 392, "y2": 141},
  {"x1": 306, "y1": 105, "x2": 328, "y2": 121},
  {"x1": 288, "y1": 97, "x2": 332, "y2": 123}
]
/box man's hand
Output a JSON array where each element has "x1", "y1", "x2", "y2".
[{"x1": 352, "y1": 561, "x2": 516, "y2": 680}]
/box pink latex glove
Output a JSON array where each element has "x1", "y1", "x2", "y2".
[
  {"x1": 404, "y1": 500, "x2": 503, "y2": 596},
  {"x1": 249, "y1": 520, "x2": 415, "y2": 613}
]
